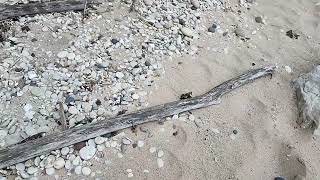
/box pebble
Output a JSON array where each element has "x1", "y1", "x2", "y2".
[
  {"x1": 191, "y1": 0, "x2": 200, "y2": 8},
  {"x1": 285, "y1": 66, "x2": 292, "y2": 73},
  {"x1": 15, "y1": 163, "x2": 25, "y2": 171},
  {"x1": 20, "y1": 171, "x2": 30, "y2": 179},
  {"x1": 82, "y1": 167, "x2": 91, "y2": 176},
  {"x1": 157, "y1": 158, "x2": 164, "y2": 168},
  {"x1": 53, "y1": 157, "x2": 65, "y2": 169},
  {"x1": 74, "y1": 166, "x2": 82, "y2": 175},
  {"x1": 234, "y1": 27, "x2": 246, "y2": 37},
  {"x1": 68, "y1": 106, "x2": 79, "y2": 115},
  {"x1": 65, "y1": 96, "x2": 75, "y2": 105},
  {"x1": 116, "y1": 72, "x2": 125, "y2": 79},
  {"x1": 122, "y1": 138, "x2": 131, "y2": 145},
  {"x1": 26, "y1": 167, "x2": 38, "y2": 175},
  {"x1": 255, "y1": 16, "x2": 264, "y2": 24},
  {"x1": 72, "y1": 156, "x2": 81, "y2": 166},
  {"x1": 208, "y1": 23, "x2": 218, "y2": 33},
  {"x1": 180, "y1": 27, "x2": 197, "y2": 38},
  {"x1": 65, "y1": 160, "x2": 72, "y2": 170},
  {"x1": 57, "y1": 51, "x2": 68, "y2": 58},
  {"x1": 79, "y1": 146, "x2": 96, "y2": 160},
  {"x1": 137, "y1": 140, "x2": 144, "y2": 147},
  {"x1": 94, "y1": 136, "x2": 105, "y2": 144},
  {"x1": 128, "y1": 172, "x2": 134, "y2": 178},
  {"x1": 61, "y1": 147, "x2": 70, "y2": 156},
  {"x1": 67, "y1": 52, "x2": 76, "y2": 60},
  {"x1": 82, "y1": 102, "x2": 92, "y2": 113},
  {"x1": 132, "y1": 94, "x2": 140, "y2": 100},
  {"x1": 45, "y1": 167, "x2": 55, "y2": 175},
  {"x1": 143, "y1": 0, "x2": 153, "y2": 6},
  {"x1": 149, "y1": 147, "x2": 156, "y2": 153},
  {"x1": 157, "y1": 150, "x2": 164, "y2": 158}
]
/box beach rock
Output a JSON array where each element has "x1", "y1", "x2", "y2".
[
  {"x1": 74, "y1": 166, "x2": 82, "y2": 175},
  {"x1": 157, "y1": 150, "x2": 164, "y2": 158},
  {"x1": 57, "y1": 51, "x2": 68, "y2": 58},
  {"x1": 143, "y1": 0, "x2": 153, "y2": 6},
  {"x1": 94, "y1": 136, "x2": 105, "y2": 144},
  {"x1": 255, "y1": 16, "x2": 263, "y2": 24},
  {"x1": 15, "y1": 163, "x2": 25, "y2": 171},
  {"x1": 191, "y1": 0, "x2": 200, "y2": 8},
  {"x1": 45, "y1": 167, "x2": 55, "y2": 175},
  {"x1": 68, "y1": 106, "x2": 79, "y2": 115},
  {"x1": 53, "y1": 157, "x2": 65, "y2": 169},
  {"x1": 234, "y1": 27, "x2": 246, "y2": 37},
  {"x1": 82, "y1": 167, "x2": 91, "y2": 176},
  {"x1": 294, "y1": 66, "x2": 320, "y2": 135},
  {"x1": 61, "y1": 147, "x2": 70, "y2": 156},
  {"x1": 137, "y1": 140, "x2": 144, "y2": 147},
  {"x1": 157, "y1": 158, "x2": 164, "y2": 168},
  {"x1": 26, "y1": 167, "x2": 38, "y2": 174},
  {"x1": 180, "y1": 27, "x2": 197, "y2": 38},
  {"x1": 79, "y1": 146, "x2": 96, "y2": 160}
]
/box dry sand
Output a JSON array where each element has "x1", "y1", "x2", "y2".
[
  {"x1": 96, "y1": 0, "x2": 320, "y2": 179},
  {"x1": 4, "y1": 0, "x2": 320, "y2": 179}
]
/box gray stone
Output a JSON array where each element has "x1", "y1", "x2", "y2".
[
  {"x1": 45, "y1": 167, "x2": 55, "y2": 175},
  {"x1": 234, "y1": 27, "x2": 246, "y2": 37},
  {"x1": 294, "y1": 66, "x2": 320, "y2": 135},
  {"x1": 53, "y1": 157, "x2": 65, "y2": 169},
  {"x1": 191, "y1": 0, "x2": 200, "y2": 8},
  {"x1": 143, "y1": 0, "x2": 153, "y2": 6},
  {"x1": 79, "y1": 146, "x2": 96, "y2": 160},
  {"x1": 82, "y1": 167, "x2": 91, "y2": 176}
]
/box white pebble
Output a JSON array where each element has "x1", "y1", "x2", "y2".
[
  {"x1": 15, "y1": 163, "x2": 25, "y2": 171},
  {"x1": 74, "y1": 166, "x2": 82, "y2": 175},
  {"x1": 45, "y1": 167, "x2": 55, "y2": 175},
  {"x1": 137, "y1": 140, "x2": 144, "y2": 148},
  {"x1": 191, "y1": 0, "x2": 200, "y2": 8},
  {"x1": 94, "y1": 137, "x2": 105, "y2": 145},
  {"x1": 64, "y1": 160, "x2": 72, "y2": 170},
  {"x1": 67, "y1": 52, "x2": 76, "y2": 60},
  {"x1": 143, "y1": 0, "x2": 153, "y2": 6},
  {"x1": 79, "y1": 146, "x2": 96, "y2": 160},
  {"x1": 157, "y1": 150, "x2": 164, "y2": 158},
  {"x1": 285, "y1": 66, "x2": 292, "y2": 73},
  {"x1": 128, "y1": 172, "x2": 133, "y2": 178},
  {"x1": 132, "y1": 94, "x2": 139, "y2": 100},
  {"x1": 122, "y1": 138, "x2": 131, "y2": 145},
  {"x1": 57, "y1": 51, "x2": 68, "y2": 58},
  {"x1": 26, "y1": 167, "x2": 38, "y2": 175},
  {"x1": 157, "y1": 158, "x2": 164, "y2": 168},
  {"x1": 68, "y1": 106, "x2": 79, "y2": 115},
  {"x1": 82, "y1": 167, "x2": 91, "y2": 176},
  {"x1": 115, "y1": 72, "x2": 124, "y2": 79},
  {"x1": 149, "y1": 147, "x2": 156, "y2": 153},
  {"x1": 61, "y1": 147, "x2": 70, "y2": 156},
  {"x1": 53, "y1": 157, "x2": 65, "y2": 169}
]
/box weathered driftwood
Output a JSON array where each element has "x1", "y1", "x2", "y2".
[
  {"x1": 0, "y1": 66, "x2": 275, "y2": 169},
  {"x1": 0, "y1": 0, "x2": 91, "y2": 21}
]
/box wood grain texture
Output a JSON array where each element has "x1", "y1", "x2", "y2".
[
  {"x1": 0, "y1": 66, "x2": 275, "y2": 169},
  {"x1": 0, "y1": 0, "x2": 89, "y2": 21}
]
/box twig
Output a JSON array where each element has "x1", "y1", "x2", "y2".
[
  {"x1": 0, "y1": 66, "x2": 275, "y2": 168},
  {"x1": 58, "y1": 102, "x2": 68, "y2": 130}
]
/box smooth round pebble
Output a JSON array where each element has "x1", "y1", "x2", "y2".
[
  {"x1": 61, "y1": 147, "x2": 70, "y2": 156},
  {"x1": 74, "y1": 166, "x2": 82, "y2": 175},
  {"x1": 53, "y1": 157, "x2": 65, "y2": 169},
  {"x1": 82, "y1": 167, "x2": 91, "y2": 176},
  {"x1": 45, "y1": 167, "x2": 55, "y2": 175},
  {"x1": 27, "y1": 167, "x2": 38, "y2": 174},
  {"x1": 15, "y1": 163, "x2": 25, "y2": 171},
  {"x1": 94, "y1": 136, "x2": 105, "y2": 145},
  {"x1": 157, "y1": 150, "x2": 164, "y2": 158},
  {"x1": 137, "y1": 140, "x2": 144, "y2": 147},
  {"x1": 79, "y1": 146, "x2": 96, "y2": 160}
]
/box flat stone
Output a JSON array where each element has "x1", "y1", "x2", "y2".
[
  {"x1": 94, "y1": 136, "x2": 105, "y2": 144},
  {"x1": 122, "y1": 138, "x2": 131, "y2": 145},
  {"x1": 157, "y1": 150, "x2": 164, "y2": 158},
  {"x1": 191, "y1": 0, "x2": 200, "y2": 8},
  {"x1": 68, "y1": 106, "x2": 79, "y2": 115},
  {"x1": 26, "y1": 167, "x2": 38, "y2": 175},
  {"x1": 57, "y1": 51, "x2": 68, "y2": 58},
  {"x1": 157, "y1": 158, "x2": 164, "y2": 168},
  {"x1": 143, "y1": 0, "x2": 153, "y2": 6},
  {"x1": 137, "y1": 140, "x2": 144, "y2": 147},
  {"x1": 74, "y1": 166, "x2": 82, "y2": 175},
  {"x1": 45, "y1": 167, "x2": 55, "y2": 175},
  {"x1": 53, "y1": 157, "x2": 65, "y2": 169},
  {"x1": 79, "y1": 146, "x2": 96, "y2": 160},
  {"x1": 180, "y1": 27, "x2": 197, "y2": 38},
  {"x1": 82, "y1": 167, "x2": 91, "y2": 176},
  {"x1": 15, "y1": 163, "x2": 25, "y2": 171},
  {"x1": 116, "y1": 72, "x2": 125, "y2": 79},
  {"x1": 61, "y1": 147, "x2": 70, "y2": 156}
]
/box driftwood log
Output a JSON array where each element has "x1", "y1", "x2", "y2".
[
  {"x1": 0, "y1": 0, "x2": 91, "y2": 21},
  {"x1": 0, "y1": 66, "x2": 275, "y2": 169}
]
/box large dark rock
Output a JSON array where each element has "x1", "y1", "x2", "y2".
[{"x1": 294, "y1": 66, "x2": 320, "y2": 135}]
